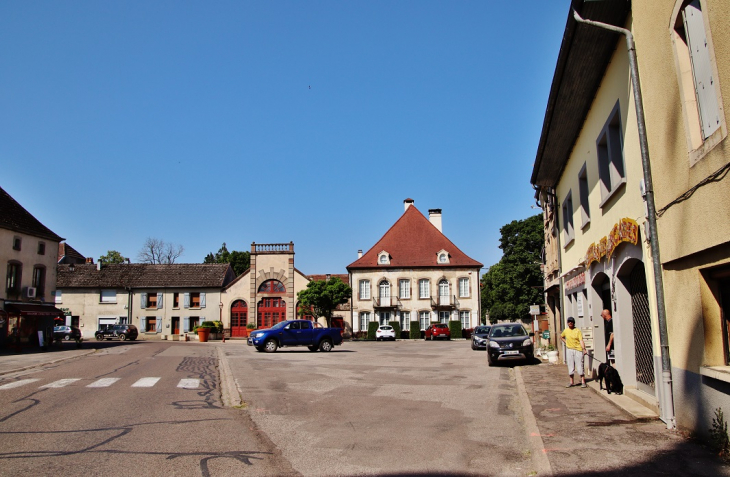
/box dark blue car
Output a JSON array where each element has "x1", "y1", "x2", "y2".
[{"x1": 249, "y1": 320, "x2": 343, "y2": 353}]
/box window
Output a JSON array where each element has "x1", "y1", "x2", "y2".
[
  {"x1": 6, "y1": 262, "x2": 21, "y2": 293},
  {"x1": 378, "y1": 252, "x2": 389, "y2": 265},
  {"x1": 100, "y1": 289, "x2": 116, "y2": 303},
  {"x1": 144, "y1": 317, "x2": 157, "y2": 333},
  {"x1": 578, "y1": 164, "x2": 590, "y2": 227},
  {"x1": 400, "y1": 311, "x2": 410, "y2": 331},
  {"x1": 399, "y1": 279, "x2": 411, "y2": 299},
  {"x1": 379, "y1": 280, "x2": 390, "y2": 301},
  {"x1": 359, "y1": 312, "x2": 371, "y2": 331},
  {"x1": 562, "y1": 191, "x2": 574, "y2": 245},
  {"x1": 258, "y1": 280, "x2": 285, "y2": 293},
  {"x1": 419, "y1": 311, "x2": 430, "y2": 330},
  {"x1": 439, "y1": 253, "x2": 447, "y2": 263},
  {"x1": 146, "y1": 293, "x2": 158, "y2": 309},
  {"x1": 439, "y1": 311, "x2": 449, "y2": 323},
  {"x1": 12, "y1": 237, "x2": 21, "y2": 251},
  {"x1": 419, "y1": 279, "x2": 430, "y2": 299},
  {"x1": 37, "y1": 242, "x2": 45, "y2": 255},
  {"x1": 173, "y1": 292, "x2": 180, "y2": 308},
  {"x1": 597, "y1": 102, "x2": 625, "y2": 205},
  {"x1": 54, "y1": 290, "x2": 62, "y2": 304},
  {"x1": 460, "y1": 311, "x2": 470, "y2": 329},
  {"x1": 459, "y1": 278, "x2": 470, "y2": 298},
  {"x1": 32, "y1": 266, "x2": 45, "y2": 296},
  {"x1": 185, "y1": 292, "x2": 205, "y2": 308},
  {"x1": 439, "y1": 280, "x2": 449, "y2": 299},
  {"x1": 379, "y1": 311, "x2": 390, "y2": 326},
  {"x1": 359, "y1": 280, "x2": 371, "y2": 300}
]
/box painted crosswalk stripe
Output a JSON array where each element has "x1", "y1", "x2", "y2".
[
  {"x1": 0, "y1": 379, "x2": 40, "y2": 390},
  {"x1": 177, "y1": 379, "x2": 199, "y2": 389},
  {"x1": 132, "y1": 377, "x2": 160, "y2": 388},
  {"x1": 41, "y1": 379, "x2": 81, "y2": 388},
  {"x1": 87, "y1": 378, "x2": 121, "y2": 388}
]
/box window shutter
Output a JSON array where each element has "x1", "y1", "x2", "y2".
[
  {"x1": 140, "y1": 293, "x2": 147, "y2": 309},
  {"x1": 183, "y1": 317, "x2": 190, "y2": 332},
  {"x1": 184, "y1": 293, "x2": 190, "y2": 309},
  {"x1": 156, "y1": 317, "x2": 162, "y2": 333},
  {"x1": 140, "y1": 317, "x2": 146, "y2": 331},
  {"x1": 157, "y1": 293, "x2": 163, "y2": 309},
  {"x1": 200, "y1": 293, "x2": 206, "y2": 308}
]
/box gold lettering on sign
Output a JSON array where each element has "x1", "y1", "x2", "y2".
[{"x1": 585, "y1": 218, "x2": 639, "y2": 267}]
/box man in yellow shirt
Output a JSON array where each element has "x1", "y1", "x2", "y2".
[{"x1": 560, "y1": 317, "x2": 587, "y2": 388}]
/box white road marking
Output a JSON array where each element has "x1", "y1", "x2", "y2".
[
  {"x1": 41, "y1": 379, "x2": 80, "y2": 388},
  {"x1": 0, "y1": 379, "x2": 40, "y2": 390},
  {"x1": 177, "y1": 379, "x2": 199, "y2": 389},
  {"x1": 132, "y1": 377, "x2": 161, "y2": 388},
  {"x1": 87, "y1": 378, "x2": 121, "y2": 388}
]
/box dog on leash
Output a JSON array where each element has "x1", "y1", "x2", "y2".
[{"x1": 597, "y1": 362, "x2": 623, "y2": 394}]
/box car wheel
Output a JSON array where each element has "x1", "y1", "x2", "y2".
[
  {"x1": 119, "y1": 334, "x2": 127, "y2": 341},
  {"x1": 471, "y1": 343, "x2": 476, "y2": 350},
  {"x1": 307, "y1": 345, "x2": 318, "y2": 352},
  {"x1": 95, "y1": 334, "x2": 104, "y2": 341},
  {"x1": 63, "y1": 335, "x2": 71, "y2": 341},
  {"x1": 264, "y1": 339, "x2": 278, "y2": 353},
  {"x1": 487, "y1": 355, "x2": 495, "y2": 367},
  {"x1": 319, "y1": 339, "x2": 333, "y2": 352}
]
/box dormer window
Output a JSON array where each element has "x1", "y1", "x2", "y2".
[
  {"x1": 378, "y1": 251, "x2": 390, "y2": 265},
  {"x1": 437, "y1": 250, "x2": 450, "y2": 264}
]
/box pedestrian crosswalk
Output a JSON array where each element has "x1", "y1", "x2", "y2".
[{"x1": 0, "y1": 377, "x2": 204, "y2": 390}]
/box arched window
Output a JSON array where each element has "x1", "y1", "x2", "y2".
[{"x1": 258, "y1": 280, "x2": 285, "y2": 293}]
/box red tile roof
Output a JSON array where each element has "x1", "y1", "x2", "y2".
[{"x1": 347, "y1": 205, "x2": 482, "y2": 270}]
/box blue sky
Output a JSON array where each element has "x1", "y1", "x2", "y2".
[{"x1": 1, "y1": 1, "x2": 568, "y2": 275}]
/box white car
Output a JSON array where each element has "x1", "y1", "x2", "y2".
[{"x1": 375, "y1": 325, "x2": 396, "y2": 341}]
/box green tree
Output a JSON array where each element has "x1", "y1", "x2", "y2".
[
  {"x1": 296, "y1": 277, "x2": 352, "y2": 328},
  {"x1": 203, "y1": 243, "x2": 250, "y2": 276},
  {"x1": 481, "y1": 214, "x2": 544, "y2": 323},
  {"x1": 99, "y1": 250, "x2": 127, "y2": 264}
]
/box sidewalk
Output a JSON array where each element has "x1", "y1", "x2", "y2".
[
  {"x1": 0, "y1": 345, "x2": 95, "y2": 376},
  {"x1": 518, "y1": 361, "x2": 729, "y2": 476}
]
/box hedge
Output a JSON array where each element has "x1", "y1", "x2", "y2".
[
  {"x1": 409, "y1": 321, "x2": 420, "y2": 340},
  {"x1": 389, "y1": 321, "x2": 401, "y2": 338},
  {"x1": 448, "y1": 320, "x2": 462, "y2": 339},
  {"x1": 367, "y1": 321, "x2": 379, "y2": 340}
]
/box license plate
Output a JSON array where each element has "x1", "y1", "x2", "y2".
[{"x1": 504, "y1": 350, "x2": 519, "y2": 356}]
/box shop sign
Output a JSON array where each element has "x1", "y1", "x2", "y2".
[
  {"x1": 585, "y1": 218, "x2": 639, "y2": 267},
  {"x1": 565, "y1": 273, "x2": 585, "y2": 291},
  {"x1": 542, "y1": 330, "x2": 550, "y2": 340}
]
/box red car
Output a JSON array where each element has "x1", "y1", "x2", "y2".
[{"x1": 425, "y1": 323, "x2": 451, "y2": 340}]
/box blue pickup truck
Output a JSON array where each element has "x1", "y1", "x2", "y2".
[{"x1": 248, "y1": 320, "x2": 343, "y2": 353}]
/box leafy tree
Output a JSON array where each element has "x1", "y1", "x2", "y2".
[
  {"x1": 203, "y1": 243, "x2": 250, "y2": 276},
  {"x1": 296, "y1": 277, "x2": 352, "y2": 328},
  {"x1": 99, "y1": 250, "x2": 127, "y2": 264},
  {"x1": 481, "y1": 214, "x2": 544, "y2": 323},
  {"x1": 137, "y1": 237, "x2": 184, "y2": 264}
]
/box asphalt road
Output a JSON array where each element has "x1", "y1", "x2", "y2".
[
  {"x1": 0, "y1": 341, "x2": 296, "y2": 477},
  {"x1": 224, "y1": 339, "x2": 538, "y2": 476}
]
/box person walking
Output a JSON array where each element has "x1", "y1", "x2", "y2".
[{"x1": 561, "y1": 317, "x2": 587, "y2": 388}]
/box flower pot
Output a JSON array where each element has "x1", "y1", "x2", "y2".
[
  {"x1": 547, "y1": 350, "x2": 559, "y2": 364},
  {"x1": 197, "y1": 328, "x2": 211, "y2": 343}
]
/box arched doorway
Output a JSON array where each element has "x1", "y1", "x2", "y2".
[
  {"x1": 230, "y1": 300, "x2": 248, "y2": 337},
  {"x1": 629, "y1": 263, "x2": 655, "y2": 393},
  {"x1": 257, "y1": 279, "x2": 286, "y2": 328}
]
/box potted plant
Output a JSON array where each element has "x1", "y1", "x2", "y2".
[
  {"x1": 197, "y1": 321, "x2": 215, "y2": 343},
  {"x1": 245, "y1": 322, "x2": 256, "y2": 337}
]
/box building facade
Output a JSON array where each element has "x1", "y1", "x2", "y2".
[{"x1": 347, "y1": 199, "x2": 482, "y2": 335}]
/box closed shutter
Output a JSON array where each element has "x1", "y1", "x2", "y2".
[
  {"x1": 157, "y1": 293, "x2": 163, "y2": 309},
  {"x1": 183, "y1": 317, "x2": 190, "y2": 332},
  {"x1": 184, "y1": 293, "x2": 190, "y2": 308},
  {"x1": 683, "y1": 1, "x2": 720, "y2": 138},
  {"x1": 156, "y1": 317, "x2": 162, "y2": 333},
  {"x1": 200, "y1": 293, "x2": 206, "y2": 308},
  {"x1": 140, "y1": 317, "x2": 146, "y2": 331},
  {"x1": 140, "y1": 293, "x2": 147, "y2": 309}
]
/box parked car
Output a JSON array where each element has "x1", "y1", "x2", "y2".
[
  {"x1": 471, "y1": 325, "x2": 491, "y2": 350},
  {"x1": 249, "y1": 320, "x2": 343, "y2": 352},
  {"x1": 95, "y1": 324, "x2": 138, "y2": 341},
  {"x1": 486, "y1": 323, "x2": 534, "y2": 366},
  {"x1": 425, "y1": 323, "x2": 451, "y2": 340},
  {"x1": 53, "y1": 325, "x2": 82, "y2": 342},
  {"x1": 375, "y1": 325, "x2": 396, "y2": 341}
]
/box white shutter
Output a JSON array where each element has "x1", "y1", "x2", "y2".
[
  {"x1": 184, "y1": 293, "x2": 190, "y2": 308},
  {"x1": 140, "y1": 293, "x2": 147, "y2": 309},
  {"x1": 140, "y1": 317, "x2": 146, "y2": 331},
  {"x1": 156, "y1": 317, "x2": 162, "y2": 333},
  {"x1": 183, "y1": 317, "x2": 190, "y2": 332},
  {"x1": 683, "y1": 1, "x2": 720, "y2": 138},
  {"x1": 157, "y1": 293, "x2": 163, "y2": 309},
  {"x1": 200, "y1": 293, "x2": 206, "y2": 308}
]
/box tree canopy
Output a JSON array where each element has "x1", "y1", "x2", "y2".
[
  {"x1": 296, "y1": 277, "x2": 352, "y2": 328},
  {"x1": 99, "y1": 250, "x2": 127, "y2": 264},
  {"x1": 481, "y1": 214, "x2": 544, "y2": 323},
  {"x1": 137, "y1": 238, "x2": 184, "y2": 264},
  {"x1": 203, "y1": 243, "x2": 250, "y2": 276}
]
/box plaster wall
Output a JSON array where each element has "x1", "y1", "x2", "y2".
[{"x1": 0, "y1": 228, "x2": 60, "y2": 302}]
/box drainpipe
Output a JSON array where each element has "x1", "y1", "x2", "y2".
[{"x1": 573, "y1": 9, "x2": 676, "y2": 430}]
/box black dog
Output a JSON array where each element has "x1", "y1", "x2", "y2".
[{"x1": 598, "y1": 362, "x2": 624, "y2": 394}]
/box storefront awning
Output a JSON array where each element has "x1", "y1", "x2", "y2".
[{"x1": 4, "y1": 303, "x2": 65, "y2": 318}]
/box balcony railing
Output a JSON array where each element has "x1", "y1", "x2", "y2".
[
  {"x1": 373, "y1": 296, "x2": 400, "y2": 308},
  {"x1": 431, "y1": 295, "x2": 459, "y2": 309},
  {"x1": 251, "y1": 242, "x2": 294, "y2": 253}
]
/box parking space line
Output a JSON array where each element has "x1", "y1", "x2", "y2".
[
  {"x1": 0, "y1": 379, "x2": 40, "y2": 390},
  {"x1": 40, "y1": 379, "x2": 81, "y2": 388},
  {"x1": 87, "y1": 378, "x2": 121, "y2": 388},
  {"x1": 132, "y1": 377, "x2": 161, "y2": 388},
  {"x1": 177, "y1": 379, "x2": 199, "y2": 389}
]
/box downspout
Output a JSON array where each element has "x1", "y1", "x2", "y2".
[{"x1": 573, "y1": 9, "x2": 676, "y2": 430}]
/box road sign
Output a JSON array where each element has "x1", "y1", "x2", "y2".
[{"x1": 529, "y1": 305, "x2": 540, "y2": 315}]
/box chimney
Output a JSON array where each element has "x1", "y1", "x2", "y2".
[
  {"x1": 358, "y1": 250, "x2": 363, "y2": 259},
  {"x1": 404, "y1": 198, "x2": 414, "y2": 211},
  {"x1": 428, "y1": 209, "x2": 442, "y2": 233},
  {"x1": 86, "y1": 257, "x2": 93, "y2": 264},
  {"x1": 97, "y1": 262, "x2": 102, "y2": 271}
]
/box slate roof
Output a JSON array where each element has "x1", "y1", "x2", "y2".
[
  {"x1": 57, "y1": 263, "x2": 235, "y2": 288},
  {"x1": 0, "y1": 185, "x2": 64, "y2": 242},
  {"x1": 347, "y1": 205, "x2": 482, "y2": 270},
  {"x1": 58, "y1": 243, "x2": 86, "y2": 263}
]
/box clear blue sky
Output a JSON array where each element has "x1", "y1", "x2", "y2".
[{"x1": 1, "y1": 1, "x2": 568, "y2": 275}]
